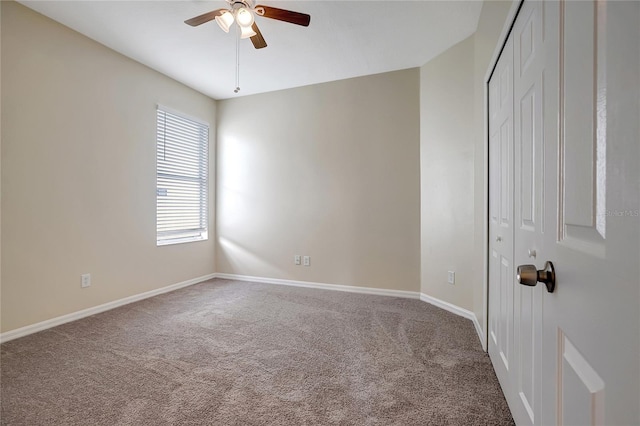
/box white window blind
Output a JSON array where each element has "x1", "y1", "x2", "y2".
[{"x1": 156, "y1": 107, "x2": 209, "y2": 245}]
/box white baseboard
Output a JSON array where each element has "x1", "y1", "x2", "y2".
[
  {"x1": 0, "y1": 273, "x2": 217, "y2": 344},
  {"x1": 473, "y1": 317, "x2": 487, "y2": 351},
  {"x1": 215, "y1": 273, "x2": 485, "y2": 350},
  {"x1": 214, "y1": 273, "x2": 421, "y2": 300},
  {"x1": 419, "y1": 293, "x2": 486, "y2": 350},
  {"x1": 1, "y1": 271, "x2": 486, "y2": 352}
]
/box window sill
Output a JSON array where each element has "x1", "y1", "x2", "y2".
[{"x1": 157, "y1": 236, "x2": 208, "y2": 247}]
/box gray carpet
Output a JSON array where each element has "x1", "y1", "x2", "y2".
[{"x1": 1, "y1": 278, "x2": 513, "y2": 425}]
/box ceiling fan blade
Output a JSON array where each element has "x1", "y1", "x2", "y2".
[
  {"x1": 184, "y1": 9, "x2": 226, "y2": 27},
  {"x1": 255, "y1": 5, "x2": 310, "y2": 27},
  {"x1": 250, "y1": 23, "x2": 267, "y2": 49}
]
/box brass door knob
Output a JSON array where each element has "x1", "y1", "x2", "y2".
[{"x1": 517, "y1": 261, "x2": 556, "y2": 293}]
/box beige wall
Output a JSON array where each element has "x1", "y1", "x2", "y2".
[
  {"x1": 419, "y1": 1, "x2": 513, "y2": 321},
  {"x1": 1, "y1": 0, "x2": 513, "y2": 334},
  {"x1": 1, "y1": 2, "x2": 216, "y2": 332},
  {"x1": 420, "y1": 35, "x2": 475, "y2": 309},
  {"x1": 216, "y1": 69, "x2": 421, "y2": 291}
]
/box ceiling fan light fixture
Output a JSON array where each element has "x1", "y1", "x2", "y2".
[
  {"x1": 235, "y1": 7, "x2": 255, "y2": 28},
  {"x1": 215, "y1": 11, "x2": 234, "y2": 33},
  {"x1": 240, "y1": 25, "x2": 257, "y2": 39}
]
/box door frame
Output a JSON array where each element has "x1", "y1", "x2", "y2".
[{"x1": 482, "y1": 0, "x2": 523, "y2": 351}]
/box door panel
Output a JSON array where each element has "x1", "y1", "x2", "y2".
[
  {"x1": 518, "y1": 86, "x2": 536, "y2": 230},
  {"x1": 541, "y1": 1, "x2": 640, "y2": 424},
  {"x1": 558, "y1": 331, "x2": 605, "y2": 425},
  {"x1": 499, "y1": 254, "x2": 512, "y2": 369},
  {"x1": 490, "y1": 249, "x2": 498, "y2": 346},
  {"x1": 488, "y1": 0, "x2": 640, "y2": 425},
  {"x1": 488, "y1": 36, "x2": 514, "y2": 399},
  {"x1": 560, "y1": 0, "x2": 602, "y2": 238},
  {"x1": 559, "y1": 0, "x2": 607, "y2": 251},
  {"x1": 516, "y1": 284, "x2": 538, "y2": 422},
  {"x1": 513, "y1": 1, "x2": 545, "y2": 424},
  {"x1": 500, "y1": 120, "x2": 512, "y2": 227}
]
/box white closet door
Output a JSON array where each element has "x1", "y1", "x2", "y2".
[
  {"x1": 512, "y1": 0, "x2": 545, "y2": 424},
  {"x1": 488, "y1": 34, "x2": 518, "y2": 420},
  {"x1": 488, "y1": 1, "x2": 640, "y2": 424}
]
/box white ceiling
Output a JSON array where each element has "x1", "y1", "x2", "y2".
[{"x1": 19, "y1": 0, "x2": 483, "y2": 100}]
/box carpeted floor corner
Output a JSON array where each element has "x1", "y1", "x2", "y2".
[{"x1": 1, "y1": 278, "x2": 514, "y2": 425}]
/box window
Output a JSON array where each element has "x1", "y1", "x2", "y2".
[{"x1": 156, "y1": 106, "x2": 209, "y2": 245}]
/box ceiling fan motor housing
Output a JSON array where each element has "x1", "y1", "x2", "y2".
[{"x1": 229, "y1": 0, "x2": 254, "y2": 11}]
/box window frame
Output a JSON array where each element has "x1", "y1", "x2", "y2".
[{"x1": 156, "y1": 105, "x2": 209, "y2": 246}]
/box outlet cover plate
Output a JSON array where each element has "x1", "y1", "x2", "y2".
[{"x1": 81, "y1": 273, "x2": 91, "y2": 288}]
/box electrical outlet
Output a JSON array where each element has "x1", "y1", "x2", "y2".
[
  {"x1": 294, "y1": 255, "x2": 301, "y2": 265},
  {"x1": 447, "y1": 271, "x2": 455, "y2": 285},
  {"x1": 303, "y1": 256, "x2": 310, "y2": 266},
  {"x1": 81, "y1": 273, "x2": 91, "y2": 288}
]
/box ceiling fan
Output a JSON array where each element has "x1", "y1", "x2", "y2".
[{"x1": 184, "y1": 0, "x2": 311, "y2": 49}]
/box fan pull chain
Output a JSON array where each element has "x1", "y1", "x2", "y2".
[{"x1": 234, "y1": 25, "x2": 241, "y2": 93}]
